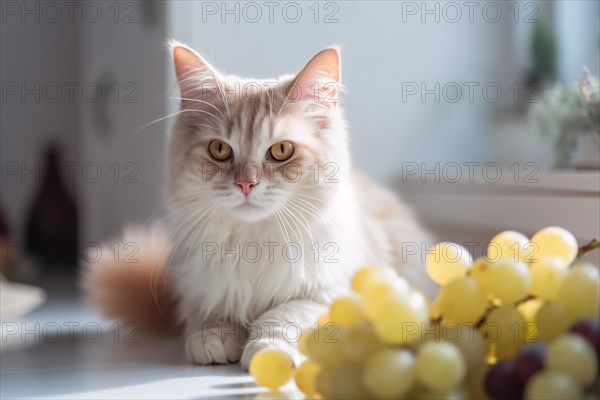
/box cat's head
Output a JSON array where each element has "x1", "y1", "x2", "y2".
[{"x1": 167, "y1": 42, "x2": 348, "y2": 223}]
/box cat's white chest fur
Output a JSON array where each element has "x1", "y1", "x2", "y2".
[{"x1": 170, "y1": 197, "x2": 369, "y2": 326}]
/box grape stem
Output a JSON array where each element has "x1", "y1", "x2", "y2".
[{"x1": 577, "y1": 238, "x2": 600, "y2": 258}]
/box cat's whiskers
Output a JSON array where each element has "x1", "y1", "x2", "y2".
[
  {"x1": 289, "y1": 197, "x2": 335, "y2": 243},
  {"x1": 282, "y1": 205, "x2": 314, "y2": 253},
  {"x1": 180, "y1": 204, "x2": 217, "y2": 277},
  {"x1": 148, "y1": 195, "x2": 214, "y2": 304},
  {"x1": 131, "y1": 109, "x2": 217, "y2": 135},
  {"x1": 142, "y1": 190, "x2": 210, "y2": 232},
  {"x1": 176, "y1": 69, "x2": 227, "y2": 120},
  {"x1": 182, "y1": 108, "x2": 227, "y2": 130},
  {"x1": 151, "y1": 200, "x2": 207, "y2": 296},
  {"x1": 192, "y1": 123, "x2": 220, "y2": 132},
  {"x1": 170, "y1": 96, "x2": 227, "y2": 122},
  {"x1": 166, "y1": 199, "x2": 212, "y2": 249},
  {"x1": 165, "y1": 196, "x2": 212, "y2": 241},
  {"x1": 290, "y1": 195, "x2": 326, "y2": 219},
  {"x1": 284, "y1": 203, "x2": 316, "y2": 245},
  {"x1": 278, "y1": 209, "x2": 302, "y2": 288},
  {"x1": 148, "y1": 197, "x2": 212, "y2": 308},
  {"x1": 157, "y1": 209, "x2": 208, "y2": 301},
  {"x1": 273, "y1": 210, "x2": 291, "y2": 258},
  {"x1": 296, "y1": 192, "x2": 329, "y2": 204},
  {"x1": 295, "y1": 194, "x2": 383, "y2": 267},
  {"x1": 159, "y1": 201, "x2": 214, "y2": 295},
  {"x1": 273, "y1": 210, "x2": 297, "y2": 290},
  {"x1": 281, "y1": 205, "x2": 306, "y2": 261},
  {"x1": 195, "y1": 211, "x2": 222, "y2": 274},
  {"x1": 216, "y1": 83, "x2": 232, "y2": 120}
]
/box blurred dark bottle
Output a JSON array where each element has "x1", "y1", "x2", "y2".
[
  {"x1": 0, "y1": 201, "x2": 10, "y2": 274},
  {"x1": 25, "y1": 144, "x2": 78, "y2": 273}
]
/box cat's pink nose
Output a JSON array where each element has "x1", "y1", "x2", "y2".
[{"x1": 235, "y1": 179, "x2": 258, "y2": 196}]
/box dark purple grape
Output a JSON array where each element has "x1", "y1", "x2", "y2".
[
  {"x1": 484, "y1": 360, "x2": 524, "y2": 400},
  {"x1": 514, "y1": 344, "x2": 546, "y2": 386},
  {"x1": 570, "y1": 319, "x2": 600, "y2": 364}
]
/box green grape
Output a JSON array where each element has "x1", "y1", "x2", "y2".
[
  {"x1": 249, "y1": 349, "x2": 294, "y2": 390},
  {"x1": 317, "y1": 312, "x2": 330, "y2": 326},
  {"x1": 425, "y1": 242, "x2": 473, "y2": 285},
  {"x1": 479, "y1": 259, "x2": 531, "y2": 304},
  {"x1": 546, "y1": 334, "x2": 598, "y2": 386},
  {"x1": 363, "y1": 348, "x2": 415, "y2": 399},
  {"x1": 442, "y1": 324, "x2": 487, "y2": 370},
  {"x1": 351, "y1": 265, "x2": 381, "y2": 293},
  {"x1": 530, "y1": 226, "x2": 578, "y2": 265},
  {"x1": 437, "y1": 277, "x2": 488, "y2": 323},
  {"x1": 535, "y1": 301, "x2": 572, "y2": 342},
  {"x1": 356, "y1": 267, "x2": 410, "y2": 297},
  {"x1": 481, "y1": 305, "x2": 527, "y2": 360},
  {"x1": 371, "y1": 291, "x2": 429, "y2": 345},
  {"x1": 329, "y1": 294, "x2": 366, "y2": 329},
  {"x1": 406, "y1": 321, "x2": 443, "y2": 353},
  {"x1": 297, "y1": 328, "x2": 311, "y2": 356},
  {"x1": 558, "y1": 263, "x2": 600, "y2": 320},
  {"x1": 415, "y1": 342, "x2": 466, "y2": 393},
  {"x1": 329, "y1": 364, "x2": 370, "y2": 399},
  {"x1": 470, "y1": 257, "x2": 494, "y2": 296},
  {"x1": 529, "y1": 256, "x2": 568, "y2": 300},
  {"x1": 342, "y1": 324, "x2": 382, "y2": 364},
  {"x1": 294, "y1": 360, "x2": 321, "y2": 396},
  {"x1": 430, "y1": 297, "x2": 443, "y2": 319},
  {"x1": 487, "y1": 230, "x2": 531, "y2": 262},
  {"x1": 524, "y1": 371, "x2": 581, "y2": 400},
  {"x1": 303, "y1": 325, "x2": 346, "y2": 367},
  {"x1": 315, "y1": 367, "x2": 335, "y2": 398},
  {"x1": 360, "y1": 269, "x2": 411, "y2": 319}
]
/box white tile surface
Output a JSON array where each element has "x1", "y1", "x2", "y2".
[{"x1": 1, "y1": 284, "x2": 298, "y2": 400}]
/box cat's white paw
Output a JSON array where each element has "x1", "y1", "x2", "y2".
[
  {"x1": 240, "y1": 338, "x2": 303, "y2": 370},
  {"x1": 185, "y1": 323, "x2": 244, "y2": 365}
]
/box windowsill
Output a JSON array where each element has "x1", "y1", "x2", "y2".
[{"x1": 394, "y1": 169, "x2": 600, "y2": 258}]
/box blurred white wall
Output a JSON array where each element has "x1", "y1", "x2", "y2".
[
  {"x1": 555, "y1": 0, "x2": 600, "y2": 82},
  {"x1": 1, "y1": 1, "x2": 168, "y2": 247},
  {"x1": 77, "y1": 2, "x2": 168, "y2": 245},
  {"x1": 0, "y1": 11, "x2": 78, "y2": 243}
]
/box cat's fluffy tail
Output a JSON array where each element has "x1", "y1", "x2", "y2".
[{"x1": 80, "y1": 225, "x2": 179, "y2": 334}]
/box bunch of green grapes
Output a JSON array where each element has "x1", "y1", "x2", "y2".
[
  {"x1": 251, "y1": 266, "x2": 473, "y2": 398},
  {"x1": 426, "y1": 226, "x2": 600, "y2": 399},
  {"x1": 249, "y1": 226, "x2": 599, "y2": 399}
]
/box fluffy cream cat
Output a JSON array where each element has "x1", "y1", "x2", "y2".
[{"x1": 83, "y1": 42, "x2": 435, "y2": 369}]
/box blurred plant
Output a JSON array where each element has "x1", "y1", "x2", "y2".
[
  {"x1": 532, "y1": 67, "x2": 600, "y2": 168},
  {"x1": 531, "y1": 21, "x2": 556, "y2": 81},
  {"x1": 580, "y1": 66, "x2": 600, "y2": 132}
]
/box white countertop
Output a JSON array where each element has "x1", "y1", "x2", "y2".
[{"x1": 0, "y1": 282, "x2": 299, "y2": 400}]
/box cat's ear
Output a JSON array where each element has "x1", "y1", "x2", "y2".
[
  {"x1": 170, "y1": 41, "x2": 222, "y2": 103},
  {"x1": 289, "y1": 47, "x2": 341, "y2": 109}
]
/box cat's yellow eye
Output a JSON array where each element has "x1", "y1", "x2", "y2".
[
  {"x1": 208, "y1": 140, "x2": 233, "y2": 161},
  {"x1": 269, "y1": 141, "x2": 294, "y2": 162}
]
